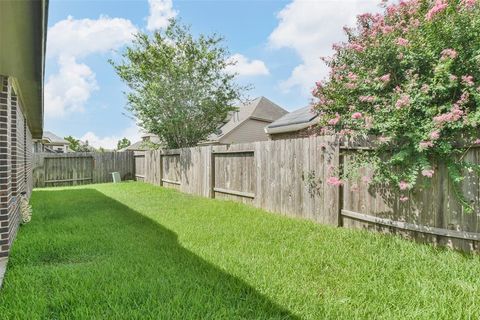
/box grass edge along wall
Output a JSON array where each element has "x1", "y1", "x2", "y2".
[{"x1": 135, "y1": 136, "x2": 480, "y2": 253}]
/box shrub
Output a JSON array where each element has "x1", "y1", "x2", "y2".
[{"x1": 313, "y1": 0, "x2": 480, "y2": 211}]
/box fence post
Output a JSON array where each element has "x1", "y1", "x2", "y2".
[
  {"x1": 159, "y1": 153, "x2": 164, "y2": 186},
  {"x1": 209, "y1": 149, "x2": 215, "y2": 198},
  {"x1": 337, "y1": 150, "x2": 344, "y2": 227}
]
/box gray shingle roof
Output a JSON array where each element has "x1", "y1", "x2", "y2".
[
  {"x1": 266, "y1": 106, "x2": 318, "y2": 129},
  {"x1": 43, "y1": 131, "x2": 69, "y2": 144},
  {"x1": 206, "y1": 96, "x2": 288, "y2": 142}
]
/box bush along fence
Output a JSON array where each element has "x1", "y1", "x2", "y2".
[
  {"x1": 33, "y1": 151, "x2": 135, "y2": 188},
  {"x1": 135, "y1": 136, "x2": 480, "y2": 253}
]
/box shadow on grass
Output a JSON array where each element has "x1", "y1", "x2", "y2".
[{"x1": 0, "y1": 188, "x2": 297, "y2": 319}]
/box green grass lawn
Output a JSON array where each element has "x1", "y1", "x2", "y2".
[{"x1": 0, "y1": 182, "x2": 479, "y2": 319}]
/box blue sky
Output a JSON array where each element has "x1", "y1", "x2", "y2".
[{"x1": 45, "y1": 0, "x2": 379, "y2": 148}]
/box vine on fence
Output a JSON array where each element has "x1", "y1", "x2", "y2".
[{"x1": 313, "y1": 0, "x2": 480, "y2": 212}]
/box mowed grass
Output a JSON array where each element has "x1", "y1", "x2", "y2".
[{"x1": 0, "y1": 182, "x2": 479, "y2": 319}]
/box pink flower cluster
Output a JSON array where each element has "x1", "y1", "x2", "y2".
[
  {"x1": 328, "y1": 113, "x2": 341, "y2": 126},
  {"x1": 379, "y1": 73, "x2": 390, "y2": 83},
  {"x1": 462, "y1": 75, "x2": 474, "y2": 86},
  {"x1": 359, "y1": 95, "x2": 375, "y2": 103},
  {"x1": 433, "y1": 105, "x2": 464, "y2": 124},
  {"x1": 421, "y1": 169, "x2": 435, "y2": 178},
  {"x1": 440, "y1": 48, "x2": 458, "y2": 60},
  {"x1": 351, "y1": 112, "x2": 363, "y2": 120},
  {"x1": 399, "y1": 196, "x2": 409, "y2": 202},
  {"x1": 398, "y1": 181, "x2": 409, "y2": 190},
  {"x1": 395, "y1": 94, "x2": 410, "y2": 109},
  {"x1": 461, "y1": 0, "x2": 477, "y2": 9},
  {"x1": 425, "y1": 0, "x2": 448, "y2": 21},
  {"x1": 430, "y1": 130, "x2": 441, "y2": 140},
  {"x1": 327, "y1": 176, "x2": 343, "y2": 186},
  {"x1": 396, "y1": 37, "x2": 410, "y2": 47},
  {"x1": 348, "y1": 43, "x2": 365, "y2": 52},
  {"x1": 419, "y1": 140, "x2": 434, "y2": 150}
]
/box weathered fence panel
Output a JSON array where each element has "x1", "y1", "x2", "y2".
[
  {"x1": 137, "y1": 137, "x2": 480, "y2": 252},
  {"x1": 33, "y1": 151, "x2": 135, "y2": 188}
]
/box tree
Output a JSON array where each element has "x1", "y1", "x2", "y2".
[
  {"x1": 64, "y1": 136, "x2": 81, "y2": 152},
  {"x1": 312, "y1": 0, "x2": 480, "y2": 211},
  {"x1": 110, "y1": 19, "x2": 245, "y2": 148},
  {"x1": 117, "y1": 137, "x2": 131, "y2": 150},
  {"x1": 64, "y1": 136, "x2": 94, "y2": 152}
]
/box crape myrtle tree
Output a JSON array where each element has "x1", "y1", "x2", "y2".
[
  {"x1": 110, "y1": 19, "x2": 245, "y2": 149},
  {"x1": 313, "y1": 0, "x2": 480, "y2": 211}
]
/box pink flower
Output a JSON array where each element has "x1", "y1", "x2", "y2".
[
  {"x1": 396, "y1": 37, "x2": 410, "y2": 46},
  {"x1": 359, "y1": 95, "x2": 375, "y2": 103},
  {"x1": 348, "y1": 43, "x2": 365, "y2": 52},
  {"x1": 425, "y1": 0, "x2": 448, "y2": 20},
  {"x1": 327, "y1": 176, "x2": 343, "y2": 186},
  {"x1": 419, "y1": 141, "x2": 434, "y2": 150},
  {"x1": 379, "y1": 73, "x2": 390, "y2": 83},
  {"x1": 461, "y1": 0, "x2": 477, "y2": 9},
  {"x1": 351, "y1": 112, "x2": 363, "y2": 119},
  {"x1": 399, "y1": 196, "x2": 409, "y2": 202},
  {"x1": 441, "y1": 48, "x2": 458, "y2": 60},
  {"x1": 433, "y1": 105, "x2": 464, "y2": 124},
  {"x1": 474, "y1": 139, "x2": 480, "y2": 145},
  {"x1": 395, "y1": 94, "x2": 410, "y2": 109},
  {"x1": 421, "y1": 169, "x2": 435, "y2": 178},
  {"x1": 345, "y1": 82, "x2": 357, "y2": 89},
  {"x1": 347, "y1": 72, "x2": 358, "y2": 82},
  {"x1": 328, "y1": 113, "x2": 341, "y2": 126},
  {"x1": 462, "y1": 75, "x2": 474, "y2": 86},
  {"x1": 399, "y1": 181, "x2": 409, "y2": 190},
  {"x1": 449, "y1": 75, "x2": 458, "y2": 82},
  {"x1": 382, "y1": 25, "x2": 394, "y2": 34},
  {"x1": 430, "y1": 130, "x2": 440, "y2": 140}
]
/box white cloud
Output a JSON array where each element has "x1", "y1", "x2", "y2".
[
  {"x1": 45, "y1": 56, "x2": 98, "y2": 117},
  {"x1": 81, "y1": 122, "x2": 144, "y2": 149},
  {"x1": 269, "y1": 0, "x2": 380, "y2": 94},
  {"x1": 226, "y1": 54, "x2": 270, "y2": 77},
  {"x1": 146, "y1": 0, "x2": 178, "y2": 31},
  {"x1": 47, "y1": 15, "x2": 137, "y2": 58},
  {"x1": 45, "y1": 15, "x2": 138, "y2": 118}
]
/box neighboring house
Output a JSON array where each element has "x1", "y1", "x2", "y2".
[
  {"x1": 265, "y1": 106, "x2": 319, "y2": 140},
  {"x1": 120, "y1": 133, "x2": 163, "y2": 151},
  {"x1": 33, "y1": 131, "x2": 70, "y2": 153},
  {"x1": 0, "y1": 1, "x2": 48, "y2": 259},
  {"x1": 199, "y1": 97, "x2": 288, "y2": 145}
]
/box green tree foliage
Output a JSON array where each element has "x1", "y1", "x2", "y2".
[
  {"x1": 110, "y1": 19, "x2": 245, "y2": 148},
  {"x1": 64, "y1": 136, "x2": 94, "y2": 152},
  {"x1": 117, "y1": 137, "x2": 131, "y2": 150}
]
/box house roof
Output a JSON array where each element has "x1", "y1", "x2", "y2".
[
  {"x1": 120, "y1": 140, "x2": 148, "y2": 151},
  {"x1": 0, "y1": 0, "x2": 49, "y2": 139},
  {"x1": 42, "y1": 131, "x2": 69, "y2": 144},
  {"x1": 205, "y1": 96, "x2": 288, "y2": 143},
  {"x1": 265, "y1": 106, "x2": 319, "y2": 134}
]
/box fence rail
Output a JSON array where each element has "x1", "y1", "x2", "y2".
[
  {"x1": 33, "y1": 151, "x2": 135, "y2": 187},
  {"x1": 136, "y1": 137, "x2": 480, "y2": 252}
]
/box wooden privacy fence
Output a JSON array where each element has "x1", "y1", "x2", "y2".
[
  {"x1": 33, "y1": 151, "x2": 135, "y2": 187},
  {"x1": 137, "y1": 136, "x2": 480, "y2": 252}
]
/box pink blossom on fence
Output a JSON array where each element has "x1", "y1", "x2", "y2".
[
  {"x1": 462, "y1": 75, "x2": 474, "y2": 86},
  {"x1": 425, "y1": 0, "x2": 448, "y2": 20},
  {"x1": 345, "y1": 82, "x2": 357, "y2": 90},
  {"x1": 347, "y1": 72, "x2": 358, "y2": 82},
  {"x1": 398, "y1": 181, "x2": 409, "y2": 190},
  {"x1": 328, "y1": 113, "x2": 341, "y2": 126},
  {"x1": 419, "y1": 140, "x2": 434, "y2": 150},
  {"x1": 440, "y1": 48, "x2": 458, "y2": 60},
  {"x1": 449, "y1": 75, "x2": 458, "y2": 82},
  {"x1": 359, "y1": 95, "x2": 375, "y2": 103},
  {"x1": 421, "y1": 169, "x2": 435, "y2": 178},
  {"x1": 430, "y1": 130, "x2": 441, "y2": 140},
  {"x1": 433, "y1": 106, "x2": 464, "y2": 124},
  {"x1": 399, "y1": 196, "x2": 409, "y2": 202},
  {"x1": 327, "y1": 176, "x2": 343, "y2": 186},
  {"x1": 474, "y1": 139, "x2": 480, "y2": 145},
  {"x1": 461, "y1": 0, "x2": 477, "y2": 9},
  {"x1": 351, "y1": 112, "x2": 363, "y2": 119},
  {"x1": 396, "y1": 37, "x2": 410, "y2": 47},
  {"x1": 379, "y1": 73, "x2": 391, "y2": 83},
  {"x1": 395, "y1": 94, "x2": 410, "y2": 109},
  {"x1": 382, "y1": 25, "x2": 395, "y2": 34}
]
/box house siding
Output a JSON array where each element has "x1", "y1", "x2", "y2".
[
  {"x1": 221, "y1": 119, "x2": 272, "y2": 144},
  {"x1": 0, "y1": 75, "x2": 34, "y2": 258},
  {"x1": 269, "y1": 128, "x2": 313, "y2": 141}
]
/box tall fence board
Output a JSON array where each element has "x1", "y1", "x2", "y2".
[{"x1": 33, "y1": 151, "x2": 135, "y2": 188}]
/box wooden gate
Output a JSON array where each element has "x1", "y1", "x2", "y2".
[{"x1": 43, "y1": 155, "x2": 94, "y2": 187}]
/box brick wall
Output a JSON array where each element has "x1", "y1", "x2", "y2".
[{"x1": 0, "y1": 75, "x2": 34, "y2": 258}]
